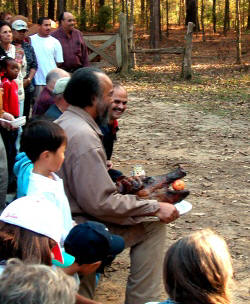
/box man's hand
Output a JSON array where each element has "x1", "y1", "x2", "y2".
[
  {"x1": 0, "y1": 112, "x2": 16, "y2": 130},
  {"x1": 116, "y1": 175, "x2": 143, "y2": 194},
  {"x1": 155, "y1": 202, "x2": 180, "y2": 223}
]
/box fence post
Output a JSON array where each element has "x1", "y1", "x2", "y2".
[
  {"x1": 116, "y1": 34, "x2": 122, "y2": 68},
  {"x1": 119, "y1": 12, "x2": 129, "y2": 74},
  {"x1": 181, "y1": 22, "x2": 195, "y2": 79}
]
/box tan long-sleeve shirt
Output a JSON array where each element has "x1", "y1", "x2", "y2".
[{"x1": 55, "y1": 105, "x2": 160, "y2": 225}]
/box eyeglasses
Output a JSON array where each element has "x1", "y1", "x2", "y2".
[{"x1": 17, "y1": 30, "x2": 27, "y2": 33}]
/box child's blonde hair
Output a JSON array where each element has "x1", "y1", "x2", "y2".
[{"x1": 163, "y1": 229, "x2": 233, "y2": 304}]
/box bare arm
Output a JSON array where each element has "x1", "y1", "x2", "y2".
[{"x1": 23, "y1": 68, "x2": 37, "y2": 88}]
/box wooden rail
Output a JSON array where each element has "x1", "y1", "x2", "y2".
[
  {"x1": 131, "y1": 47, "x2": 184, "y2": 54},
  {"x1": 82, "y1": 19, "x2": 194, "y2": 78}
]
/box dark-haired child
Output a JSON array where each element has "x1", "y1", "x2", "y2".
[
  {"x1": 17, "y1": 119, "x2": 73, "y2": 243},
  {"x1": 0, "y1": 56, "x2": 20, "y2": 192},
  {"x1": 54, "y1": 221, "x2": 125, "y2": 304},
  {"x1": 60, "y1": 221, "x2": 125, "y2": 276},
  {"x1": 0, "y1": 56, "x2": 19, "y2": 117}
]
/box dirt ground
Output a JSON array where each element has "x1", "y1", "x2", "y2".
[{"x1": 94, "y1": 28, "x2": 250, "y2": 304}]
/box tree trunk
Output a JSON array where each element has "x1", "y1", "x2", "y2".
[
  {"x1": 149, "y1": 0, "x2": 160, "y2": 62},
  {"x1": 39, "y1": 0, "x2": 45, "y2": 18},
  {"x1": 57, "y1": 0, "x2": 64, "y2": 19},
  {"x1": 121, "y1": 0, "x2": 125, "y2": 13},
  {"x1": 90, "y1": 0, "x2": 94, "y2": 26},
  {"x1": 149, "y1": 0, "x2": 153, "y2": 47},
  {"x1": 113, "y1": 0, "x2": 116, "y2": 27},
  {"x1": 212, "y1": 0, "x2": 216, "y2": 33},
  {"x1": 201, "y1": 0, "x2": 205, "y2": 41},
  {"x1": 146, "y1": 0, "x2": 150, "y2": 30},
  {"x1": 242, "y1": 0, "x2": 245, "y2": 27},
  {"x1": 178, "y1": 0, "x2": 185, "y2": 26},
  {"x1": 18, "y1": 0, "x2": 27, "y2": 15},
  {"x1": 48, "y1": 0, "x2": 55, "y2": 20},
  {"x1": 181, "y1": 22, "x2": 195, "y2": 79},
  {"x1": 158, "y1": 0, "x2": 161, "y2": 40},
  {"x1": 247, "y1": 0, "x2": 250, "y2": 29},
  {"x1": 80, "y1": 0, "x2": 86, "y2": 30},
  {"x1": 178, "y1": 0, "x2": 181, "y2": 25},
  {"x1": 141, "y1": 0, "x2": 145, "y2": 27},
  {"x1": 128, "y1": 0, "x2": 136, "y2": 68},
  {"x1": 186, "y1": 0, "x2": 198, "y2": 30},
  {"x1": 166, "y1": 0, "x2": 169, "y2": 37},
  {"x1": 223, "y1": 0, "x2": 230, "y2": 35},
  {"x1": 32, "y1": 0, "x2": 38, "y2": 23},
  {"x1": 236, "y1": 0, "x2": 242, "y2": 63},
  {"x1": 119, "y1": 12, "x2": 129, "y2": 74},
  {"x1": 125, "y1": 0, "x2": 129, "y2": 24},
  {"x1": 196, "y1": 0, "x2": 200, "y2": 31},
  {"x1": 99, "y1": 0, "x2": 104, "y2": 6}
]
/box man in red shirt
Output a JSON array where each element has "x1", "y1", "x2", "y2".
[{"x1": 51, "y1": 12, "x2": 89, "y2": 73}]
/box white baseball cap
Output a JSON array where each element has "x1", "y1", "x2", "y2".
[
  {"x1": 12, "y1": 20, "x2": 28, "y2": 31},
  {"x1": 53, "y1": 77, "x2": 70, "y2": 95},
  {"x1": 0, "y1": 196, "x2": 64, "y2": 263}
]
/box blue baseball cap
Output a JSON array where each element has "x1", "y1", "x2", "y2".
[
  {"x1": 52, "y1": 250, "x2": 75, "y2": 268},
  {"x1": 64, "y1": 221, "x2": 125, "y2": 265}
]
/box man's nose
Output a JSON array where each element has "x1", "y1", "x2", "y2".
[{"x1": 117, "y1": 103, "x2": 124, "y2": 109}]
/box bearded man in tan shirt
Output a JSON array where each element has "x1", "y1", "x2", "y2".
[{"x1": 56, "y1": 67, "x2": 179, "y2": 304}]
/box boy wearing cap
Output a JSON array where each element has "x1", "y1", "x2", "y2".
[{"x1": 54, "y1": 221, "x2": 125, "y2": 277}]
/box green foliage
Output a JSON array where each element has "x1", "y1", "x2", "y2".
[
  {"x1": 76, "y1": 9, "x2": 88, "y2": 31},
  {"x1": 97, "y1": 5, "x2": 112, "y2": 32},
  {"x1": 0, "y1": 1, "x2": 15, "y2": 14}
]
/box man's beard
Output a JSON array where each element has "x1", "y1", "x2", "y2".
[{"x1": 96, "y1": 106, "x2": 110, "y2": 126}]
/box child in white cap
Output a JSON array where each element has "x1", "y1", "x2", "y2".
[
  {"x1": 0, "y1": 196, "x2": 103, "y2": 304},
  {"x1": 0, "y1": 195, "x2": 74, "y2": 274}
]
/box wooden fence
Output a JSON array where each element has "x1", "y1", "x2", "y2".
[
  {"x1": 83, "y1": 13, "x2": 194, "y2": 79},
  {"x1": 83, "y1": 33, "x2": 121, "y2": 69}
]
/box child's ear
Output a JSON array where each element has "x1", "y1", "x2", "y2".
[
  {"x1": 39, "y1": 150, "x2": 50, "y2": 160},
  {"x1": 83, "y1": 261, "x2": 102, "y2": 275}
]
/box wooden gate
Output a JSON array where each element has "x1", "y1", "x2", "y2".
[
  {"x1": 83, "y1": 16, "x2": 194, "y2": 79},
  {"x1": 83, "y1": 34, "x2": 122, "y2": 69}
]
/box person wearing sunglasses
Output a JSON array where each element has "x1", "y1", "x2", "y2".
[{"x1": 12, "y1": 20, "x2": 37, "y2": 118}]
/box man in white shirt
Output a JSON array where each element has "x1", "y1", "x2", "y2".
[{"x1": 30, "y1": 17, "x2": 64, "y2": 99}]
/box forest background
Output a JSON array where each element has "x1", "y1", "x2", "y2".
[
  {"x1": 1, "y1": 0, "x2": 250, "y2": 35},
  {"x1": 1, "y1": 1, "x2": 249, "y2": 303}
]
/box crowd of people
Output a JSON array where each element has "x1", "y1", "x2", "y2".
[{"x1": 0, "y1": 10, "x2": 235, "y2": 304}]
